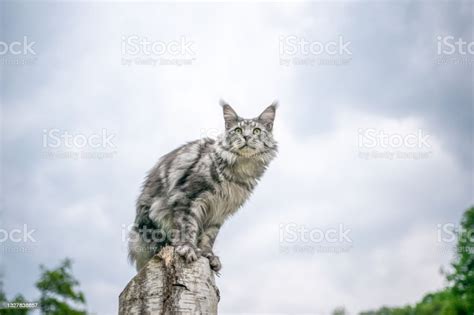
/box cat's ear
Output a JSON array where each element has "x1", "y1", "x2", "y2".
[
  {"x1": 258, "y1": 102, "x2": 278, "y2": 131},
  {"x1": 220, "y1": 100, "x2": 239, "y2": 129}
]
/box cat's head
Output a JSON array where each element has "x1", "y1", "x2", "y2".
[{"x1": 220, "y1": 100, "x2": 278, "y2": 158}]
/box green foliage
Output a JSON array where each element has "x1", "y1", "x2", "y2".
[
  {"x1": 332, "y1": 306, "x2": 348, "y2": 315},
  {"x1": 1, "y1": 258, "x2": 87, "y2": 315},
  {"x1": 0, "y1": 282, "x2": 30, "y2": 315},
  {"x1": 414, "y1": 290, "x2": 470, "y2": 315},
  {"x1": 447, "y1": 206, "x2": 474, "y2": 311},
  {"x1": 0, "y1": 284, "x2": 5, "y2": 303},
  {"x1": 360, "y1": 206, "x2": 474, "y2": 315},
  {"x1": 1, "y1": 295, "x2": 30, "y2": 315},
  {"x1": 360, "y1": 305, "x2": 413, "y2": 315},
  {"x1": 360, "y1": 290, "x2": 471, "y2": 315},
  {"x1": 35, "y1": 259, "x2": 86, "y2": 315}
]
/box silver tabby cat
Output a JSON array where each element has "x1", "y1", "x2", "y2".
[{"x1": 128, "y1": 101, "x2": 278, "y2": 272}]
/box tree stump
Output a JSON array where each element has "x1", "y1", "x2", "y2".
[{"x1": 119, "y1": 246, "x2": 220, "y2": 315}]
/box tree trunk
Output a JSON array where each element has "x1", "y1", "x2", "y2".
[{"x1": 119, "y1": 246, "x2": 220, "y2": 315}]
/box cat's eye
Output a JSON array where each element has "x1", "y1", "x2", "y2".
[
  {"x1": 234, "y1": 128, "x2": 242, "y2": 134},
  {"x1": 253, "y1": 128, "x2": 261, "y2": 135}
]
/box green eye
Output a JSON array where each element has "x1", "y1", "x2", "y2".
[
  {"x1": 253, "y1": 128, "x2": 261, "y2": 135},
  {"x1": 234, "y1": 128, "x2": 242, "y2": 134}
]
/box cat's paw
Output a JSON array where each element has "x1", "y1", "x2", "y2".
[
  {"x1": 175, "y1": 243, "x2": 200, "y2": 263},
  {"x1": 208, "y1": 255, "x2": 222, "y2": 272},
  {"x1": 201, "y1": 251, "x2": 222, "y2": 272}
]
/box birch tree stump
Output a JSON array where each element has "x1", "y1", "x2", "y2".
[{"x1": 119, "y1": 246, "x2": 220, "y2": 315}]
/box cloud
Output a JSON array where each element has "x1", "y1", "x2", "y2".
[
  {"x1": 214, "y1": 109, "x2": 467, "y2": 313},
  {"x1": 1, "y1": 2, "x2": 472, "y2": 314}
]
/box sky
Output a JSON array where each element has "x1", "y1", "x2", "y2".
[{"x1": 0, "y1": 1, "x2": 473, "y2": 314}]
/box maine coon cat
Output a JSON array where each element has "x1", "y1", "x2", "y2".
[{"x1": 128, "y1": 101, "x2": 278, "y2": 272}]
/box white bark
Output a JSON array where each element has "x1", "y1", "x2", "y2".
[{"x1": 119, "y1": 246, "x2": 220, "y2": 315}]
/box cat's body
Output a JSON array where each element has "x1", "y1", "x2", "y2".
[{"x1": 128, "y1": 102, "x2": 277, "y2": 271}]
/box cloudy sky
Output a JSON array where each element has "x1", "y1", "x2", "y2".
[{"x1": 1, "y1": 1, "x2": 472, "y2": 314}]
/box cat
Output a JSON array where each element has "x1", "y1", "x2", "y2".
[{"x1": 128, "y1": 101, "x2": 278, "y2": 272}]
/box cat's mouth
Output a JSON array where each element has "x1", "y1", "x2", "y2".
[
  {"x1": 237, "y1": 144, "x2": 260, "y2": 157},
  {"x1": 239, "y1": 144, "x2": 255, "y2": 150}
]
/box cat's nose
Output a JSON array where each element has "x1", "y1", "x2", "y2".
[{"x1": 243, "y1": 136, "x2": 250, "y2": 141}]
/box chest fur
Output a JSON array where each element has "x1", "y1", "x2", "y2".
[{"x1": 202, "y1": 180, "x2": 252, "y2": 226}]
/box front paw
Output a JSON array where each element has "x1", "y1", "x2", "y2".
[
  {"x1": 202, "y1": 251, "x2": 222, "y2": 272},
  {"x1": 208, "y1": 255, "x2": 222, "y2": 272},
  {"x1": 175, "y1": 243, "x2": 201, "y2": 263}
]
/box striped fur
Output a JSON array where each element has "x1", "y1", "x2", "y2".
[{"x1": 128, "y1": 102, "x2": 278, "y2": 271}]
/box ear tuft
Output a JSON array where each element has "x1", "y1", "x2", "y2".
[
  {"x1": 220, "y1": 100, "x2": 239, "y2": 129},
  {"x1": 219, "y1": 99, "x2": 228, "y2": 107},
  {"x1": 258, "y1": 102, "x2": 278, "y2": 130}
]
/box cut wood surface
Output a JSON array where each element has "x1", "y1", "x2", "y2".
[{"x1": 119, "y1": 246, "x2": 220, "y2": 315}]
